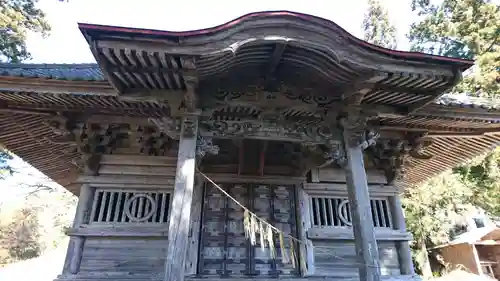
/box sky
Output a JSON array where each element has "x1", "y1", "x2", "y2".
[
  {"x1": 2, "y1": 0, "x2": 419, "y2": 201},
  {"x1": 25, "y1": 0, "x2": 417, "y2": 63}
]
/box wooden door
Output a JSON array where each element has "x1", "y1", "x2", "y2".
[{"x1": 198, "y1": 183, "x2": 299, "y2": 277}]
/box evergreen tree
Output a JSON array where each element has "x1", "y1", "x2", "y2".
[
  {"x1": 1, "y1": 0, "x2": 51, "y2": 175},
  {"x1": 407, "y1": 0, "x2": 500, "y2": 276},
  {"x1": 362, "y1": 0, "x2": 398, "y2": 49},
  {"x1": 0, "y1": 0, "x2": 51, "y2": 62},
  {"x1": 0, "y1": 150, "x2": 13, "y2": 179},
  {"x1": 408, "y1": 0, "x2": 500, "y2": 97}
]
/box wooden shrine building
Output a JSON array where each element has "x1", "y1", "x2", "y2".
[{"x1": 1, "y1": 11, "x2": 500, "y2": 281}]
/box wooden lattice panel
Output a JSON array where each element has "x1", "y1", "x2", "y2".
[
  {"x1": 310, "y1": 196, "x2": 393, "y2": 228},
  {"x1": 89, "y1": 189, "x2": 171, "y2": 224}
]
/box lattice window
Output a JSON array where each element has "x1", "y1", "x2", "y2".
[
  {"x1": 310, "y1": 196, "x2": 393, "y2": 228},
  {"x1": 89, "y1": 189, "x2": 171, "y2": 224}
]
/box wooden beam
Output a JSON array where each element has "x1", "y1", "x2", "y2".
[
  {"x1": 266, "y1": 42, "x2": 287, "y2": 78},
  {"x1": 342, "y1": 74, "x2": 389, "y2": 105},
  {"x1": 164, "y1": 114, "x2": 199, "y2": 281},
  {"x1": 259, "y1": 140, "x2": 268, "y2": 176},
  {"x1": 343, "y1": 129, "x2": 381, "y2": 281},
  {"x1": 238, "y1": 140, "x2": 244, "y2": 175}
]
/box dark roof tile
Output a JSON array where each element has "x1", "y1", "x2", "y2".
[{"x1": 0, "y1": 63, "x2": 104, "y2": 81}]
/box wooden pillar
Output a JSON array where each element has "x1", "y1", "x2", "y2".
[
  {"x1": 164, "y1": 114, "x2": 199, "y2": 281},
  {"x1": 184, "y1": 174, "x2": 204, "y2": 275},
  {"x1": 389, "y1": 195, "x2": 415, "y2": 275},
  {"x1": 296, "y1": 184, "x2": 315, "y2": 276},
  {"x1": 64, "y1": 183, "x2": 93, "y2": 274},
  {"x1": 343, "y1": 130, "x2": 381, "y2": 281}
]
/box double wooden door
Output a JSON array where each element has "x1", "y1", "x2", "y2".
[{"x1": 198, "y1": 183, "x2": 299, "y2": 277}]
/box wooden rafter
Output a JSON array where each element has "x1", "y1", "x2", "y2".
[
  {"x1": 265, "y1": 42, "x2": 287, "y2": 79},
  {"x1": 88, "y1": 38, "x2": 124, "y2": 94}
]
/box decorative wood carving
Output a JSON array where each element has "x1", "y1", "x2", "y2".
[
  {"x1": 148, "y1": 117, "x2": 182, "y2": 139},
  {"x1": 135, "y1": 125, "x2": 174, "y2": 156},
  {"x1": 181, "y1": 114, "x2": 199, "y2": 138},
  {"x1": 340, "y1": 112, "x2": 380, "y2": 148},
  {"x1": 44, "y1": 116, "x2": 177, "y2": 173},
  {"x1": 368, "y1": 134, "x2": 433, "y2": 184},
  {"x1": 200, "y1": 120, "x2": 341, "y2": 145},
  {"x1": 196, "y1": 136, "x2": 219, "y2": 157}
]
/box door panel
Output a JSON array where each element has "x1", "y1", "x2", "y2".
[{"x1": 199, "y1": 183, "x2": 299, "y2": 277}]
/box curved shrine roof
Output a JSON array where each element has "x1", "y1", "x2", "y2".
[{"x1": 0, "y1": 11, "x2": 497, "y2": 193}]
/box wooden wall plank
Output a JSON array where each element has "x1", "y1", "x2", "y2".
[
  {"x1": 99, "y1": 165, "x2": 176, "y2": 176},
  {"x1": 312, "y1": 241, "x2": 400, "y2": 278},
  {"x1": 307, "y1": 228, "x2": 412, "y2": 241},
  {"x1": 100, "y1": 154, "x2": 177, "y2": 166},
  {"x1": 314, "y1": 168, "x2": 387, "y2": 185},
  {"x1": 79, "y1": 237, "x2": 168, "y2": 274},
  {"x1": 304, "y1": 183, "x2": 399, "y2": 197}
]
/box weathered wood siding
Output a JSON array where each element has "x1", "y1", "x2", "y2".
[
  {"x1": 79, "y1": 237, "x2": 168, "y2": 274},
  {"x1": 303, "y1": 167, "x2": 410, "y2": 277},
  {"x1": 475, "y1": 244, "x2": 500, "y2": 278},
  {"x1": 438, "y1": 243, "x2": 478, "y2": 274},
  {"x1": 65, "y1": 154, "x2": 178, "y2": 277},
  {"x1": 312, "y1": 240, "x2": 400, "y2": 277}
]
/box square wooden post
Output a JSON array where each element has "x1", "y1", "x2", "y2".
[
  {"x1": 389, "y1": 195, "x2": 415, "y2": 275},
  {"x1": 64, "y1": 183, "x2": 94, "y2": 274},
  {"x1": 164, "y1": 114, "x2": 199, "y2": 281},
  {"x1": 343, "y1": 130, "x2": 381, "y2": 281}
]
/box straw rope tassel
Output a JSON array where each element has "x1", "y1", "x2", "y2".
[
  {"x1": 259, "y1": 221, "x2": 265, "y2": 251},
  {"x1": 243, "y1": 210, "x2": 250, "y2": 239},
  {"x1": 279, "y1": 233, "x2": 289, "y2": 264},
  {"x1": 250, "y1": 215, "x2": 257, "y2": 245},
  {"x1": 267, "y1": 224, "x2": 276, "y2": 259},
  {"x1": 290, "y1": 240, "x2": 297, "y2": 269}
]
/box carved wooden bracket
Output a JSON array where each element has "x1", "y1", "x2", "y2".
[
  {"x1": 135, "y1": 125, "x2": 175, "y2": 156},
  {"x1": 44, "y1": 115, "x2": 178, "y2": 174},
  {"x1": 148, "y1": 117, "x2": 181, "y2": 139},
  {"x1": 368, "y1": 134, "x2": 433, "y2": 184},
  {"x1": 196, "y1": 136, "x2": 219, "y2": 157}
]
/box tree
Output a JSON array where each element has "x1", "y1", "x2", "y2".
[
  {"x1": 0, "y1": 149, "x2": 14, "y2": 179},
  {"x1": 407, "y1": 1, "x2": 500, "y2": 276},
  {"x1": 408, "y1": 0, "x2": 500, "y2": 97},
  {"x1": 0, "y1": 0, "x2": 51, "y2": 63},
  {"x1": 453, "y1": 147, "x2": 500, "y2": 217},
  {"x1": 362, "y1": 0, "x2": 398, "y2": 49},
  {"x1": 403, "y1": 172, "x2": 475, "y2": 277}
]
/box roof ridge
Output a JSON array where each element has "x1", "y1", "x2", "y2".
[
  {"x1": 0, "y1": 63, "x2": 99, "y2": 69},
  {"x1": 437, "y1": 93, "x2": 500, "y2": 107}
]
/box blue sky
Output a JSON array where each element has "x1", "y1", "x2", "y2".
[{"x1": 3, "y1": 0, "x2": 418, "y2": 201}]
